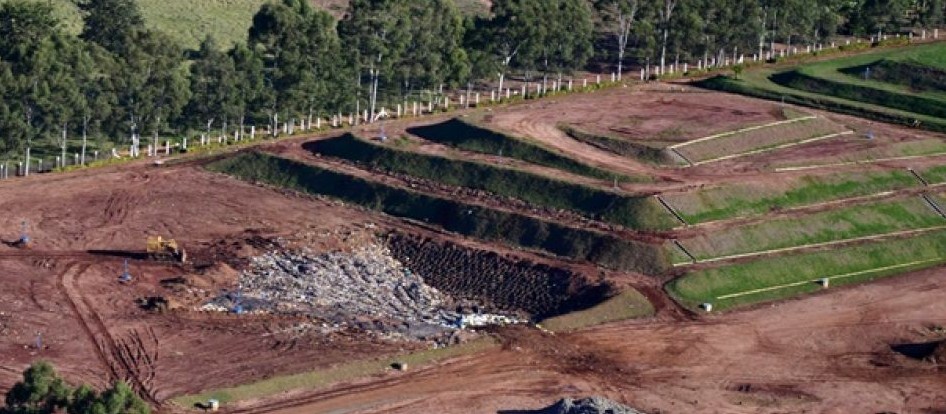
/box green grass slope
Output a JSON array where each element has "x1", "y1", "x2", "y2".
[
  {"x1": 698, "y1": 42, "x2": 946, "y2": 133},
  {"x1": 208, "y1": 151, "x2": 671, "y2": 274},
  {"x1": 668, "y1": 230, "x2": 946, "y2": 311},
  {"x1": 306, "y1": 134, "x2": 675, "y2": 230},
  {"x1": 408, "y1": 119, "x2": 628, "y2": 181}
]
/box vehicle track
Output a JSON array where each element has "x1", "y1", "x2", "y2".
[
  {"x1": 57, "y1": 262, "x2": 118, "y2": 382},
  {"x1": 58, "y1": 261, "x2": 160, "y2": 406}
]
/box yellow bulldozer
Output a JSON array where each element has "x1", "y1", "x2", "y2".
[{"x1": 146, "y1": 236, "x2": 187, "y2": 263}]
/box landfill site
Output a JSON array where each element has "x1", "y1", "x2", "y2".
[{"x1": 1, "y1": 85, "x2": 946, "y2": 414}]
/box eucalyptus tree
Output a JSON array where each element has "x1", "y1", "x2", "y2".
[
  {"x1": 229, "y1": 42, "x2": 266, "y2": 137},
  {"x1": 111, "y1": 29, "x2": 190, "y2": 156},
  {"x1": 468, "y1": 0, "x2": 546, "y2": 91},
  {"x1": 596, "y1": 0, "x2": 640, "y2": 79},
  {"x1": 396, "y1": 0, "x2": 470, "y2": 97},
  {"x1": 0, "y1": 0, "x2": 60, "y2": 174},
  {"x1": 187, "y1": 36, "x2": 239, "y2": 139},
  {"x1": 75, "y1": 0, "x2": 145, "y2": 55},
  {"x1": 250, "y1": 0, "x2": 343, "y2": 132},
  {"x1": 338, "y1": 0, "x2": 411, "y2": 119}
]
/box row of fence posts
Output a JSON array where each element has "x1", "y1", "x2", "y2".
[
  {"x1": 1, "y1": 27, "x2": 942, "y2": 181},
  {"x1": 0, "y1": 151, "x2": 103, "y2": 179}
]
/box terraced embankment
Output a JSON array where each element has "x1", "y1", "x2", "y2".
[
  {"x1": 662, "y1": 167, "x2": 946, "y2": 224},
  {"x1": 668, "y1": 229, "x2": 946, "y2": 310},
  {"x1": 663, "y1": 164, "x2": 946, "y2": 311},
  {"x1": 407, "y1": 118, "x2": 622, "y2": 180},
  {"x1": 385, "y1": 233, "x2": 612, "y2": 319},
  {"x1": 305, "y1": 134, "x2": 674, "y2": 230},
  {"x1": 670, "y1": 116, "x2": 850, "y2": 165},
  {"x1": 207, "y1": 151, "x2": 670, "y2": 275},
  {"x1": 557, "y1": 125, "x2": 671, "y2": 164},
  {"x1": 669, "y1": 195, "x2": 946, "y2": 264},
  {"x1": 697, "y1": 42, "x2": 946, "y2": 133}
]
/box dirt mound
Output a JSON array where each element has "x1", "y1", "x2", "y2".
[
  {"x1": 514, "y1": 397, "x2": 643, "y2": 414},
  {"x1": 386, "y1": 233, "x2": 612, "y2": 319}
]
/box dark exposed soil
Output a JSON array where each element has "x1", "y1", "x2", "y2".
[{"x1": 385, "y1": 232, "x2": 612, "y2": 319}]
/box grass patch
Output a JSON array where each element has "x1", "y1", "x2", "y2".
[
  {"x1": 846, "y1": 59, "x2": 946, "y2": 92},
  {"x1": 408, "y1": 118, "x2": 624, "y2": 181},
  {"x1": 675, "y1": 117, "x2": 847, "y2": 163},
  {"x1": 539, "y1": 289, "x2": 654, "y2": 332},
  {"x1": 697, "y1": 43, "x2": 946, "y2": 133},
  {"x1": 307, "y1": 134, "x2": 672, "y2": 230},
  {"x1": 773, "y1": 70, "x2": 946, "y2": 119},
  {"x1": 667, "y1": 229, "x2": 946, "y2": 311},
  {"x1": 664, "y1": 170, "x2": 921, "y2": 223},
  {"x1": 697, "y1": 72, "x2": 946, "y2": 134},
  {"x1": 921, "y1": 164, "x2": 946, "y2": 184},
  {"x1": 171, "y1": 337, "x2": 496, "y2": 408},
  {"x1": 557, "y1": 124, "x2": 671, "y2": 164},
  {"x1": 207, "y1": 151, "x2": 671, "y2": 274},
  {"x1": 679, "y1": 196, "x2": 946, "y2": 260}
]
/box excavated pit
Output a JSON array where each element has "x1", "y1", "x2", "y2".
[{"x1": 385, "y1": 232, "x2": 613, "y2": 320}]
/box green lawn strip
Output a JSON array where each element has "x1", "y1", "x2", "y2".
[
  {"x1": 208, "y1": 152, "x2": 671, "y2": 274},
  {"x1": 776, "y1": 68, "x2": 946, "y2": 120},
  {"x1": 680, "y1": 196, "x2": 946, "y2": 260},
  {"x1": 170, "y1": 337, "x2": 496, "y2": 408},
  {"x1": 667, "y1": 230, "x2": 946, "y2": 311},
  {"x1": 920, "y1": 164, "x2": 946, "y2": 184},
  {"x1": 899, "y1": 43, "x2": 946, "y2": 68},
  {"x1": 307, "y1": 134, "x2": 673, "y2": 230},
  {"x1": 664, "y1": 170, "x2": 920, "y2": 224},
  {"x1": 696, "y1": 70, "x2": 946, "y2": 134},
  {"x1": 794, "y1": 44, "x2": 946, "y2": 100},
  {"x1": 864, "y1": 59, "x2": 946, "y2": 92},
  {"x1": 539, "y1": 289, "x2": 655, "y2": 333},
  {"x1": 677, "y1": 117, "x2": 847, "y2": 163},
  {"x1": 407, "y1": 118, "x2": 625, "y2": 181}
]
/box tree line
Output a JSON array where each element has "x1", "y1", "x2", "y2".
[
  {"x1": 2, "y1": 361, "x2": 149, "y2": 414},
  {"x1": 0, "y1": 0, "x2": 943, "y2": 161}
]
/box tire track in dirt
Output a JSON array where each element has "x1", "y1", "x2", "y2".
[
  {"x1": 59, "y1": 261, "x2": 160, "y2": 406},
  {"x1": 57, "y1": 262, "x2": 118, "y2": 382}
]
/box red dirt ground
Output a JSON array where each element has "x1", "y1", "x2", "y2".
[
  {"x1": 0, "y1": 163, "x2": 428, "y2": 401},
  {"x1": 238, "y1": 265, "x2": 946, "y2": 414},
  {"x1": 2, "y1": 83, "x2": 946, "y2": 414}
]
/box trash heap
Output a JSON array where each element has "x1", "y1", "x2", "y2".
[
  {"x1": 204, "y1": 242, "x2": 522, "y2": 340},
  {"x1": 534, "y1": 397, "x2": 644, "y2": 414}
]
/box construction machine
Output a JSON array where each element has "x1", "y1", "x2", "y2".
[
  {"x1": 146, "y1": 236, "x2": 187, "y2": 263},
  {"x1": 11, "y1": 221, "x2": 30, "y2": 249}
]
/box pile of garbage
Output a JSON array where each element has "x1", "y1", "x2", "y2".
[
  {"x1": 204, "y1": 242, "x2": 522, "y2": 340},
  {"x1": 531, "y1": 397, "x2": 644, "y2": 414}
]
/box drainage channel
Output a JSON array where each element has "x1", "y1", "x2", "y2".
[
  {"x1": 655, "y1": 195, "x2": 688, "y2": 226},
  {"x1": 908, "y1": 168, "x2": 930, "y2": 186},
  {"x1": 922, "y1": 194, "x2": 946, "y2": 219},
  {"x1": 672, "y1": 240, "x2": 698, "y2": 264},
  {"x1": 669, "y1": 148, "x2": 694, "y2": 167}
]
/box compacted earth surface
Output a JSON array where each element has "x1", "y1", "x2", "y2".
[{"x1": 1, "y1": 84, "x2": 945, "y2": 414}]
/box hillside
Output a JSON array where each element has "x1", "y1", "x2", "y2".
[{"x1": 6, "y1": 0, "x2": 489, "y2": 49}]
